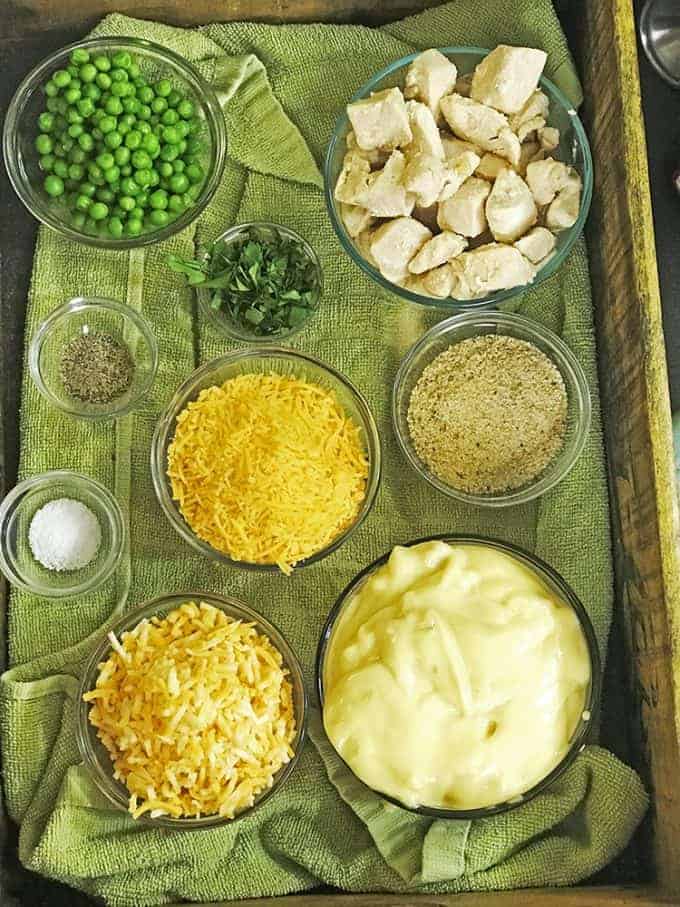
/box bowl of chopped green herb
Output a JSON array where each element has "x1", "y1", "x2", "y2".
[
  {"x1": 168, "y1": 222, "x2": 323, "y2": 343},
  {"x1": 29, "y1": 296, "x2": 158, "y2": 420}
]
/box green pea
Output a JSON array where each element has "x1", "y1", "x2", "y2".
[
  {"x1": 128, "y1": 63, "x2": 141, "y2": 80},
  {"x1": 39, "y1": 153, "x2": 55, "y2": 171},
  {"x1": 147, "y1": 170, "x2": 160, "y2": 187},
  {"x1": 137, "y1": 104, "x2": 152, "y2": 121},
  {"x1": 45, "y1": 97, "x2": 59, "y2": 113},
  {"x1": 104, "y1": 131, "x2": 123, "y2": 150},
  {"x1": 52, "y1": 69, "x2": 71, "y2": 88},
  {"x1": 133, "y1": 168, "x2": 152, "y2": 187},
  {"x1": 64, "y1": 86, "x2": 81, "y2": 105},
  {"x1": 44, "y1": 81, "x2": 59, "y2": 98},
  {"x1": 155, "y1": 78, "x2": 172, "y2": 97},
  {"x1": 161, "y1": 109, "x2": 179, "y2": 126},
  {"x1": 68, "y1": 146, "x2": 86, "y2": 164},
  {"x1": 136, "y1": 191, "x2": 149, "y2": 207},
  {"x1": 35, "y1": 134, "x2": 53, "y2": 154},
  {"x1": 111, "y1": 51, "x2": 131, "y2": 68},
  {"x1": 126, "y1": 217, "x2": 143, "y2": 235},
  {"x1": 110, "y1": 68, "x2": 128, "y2": 83},
  {"x1": 148, "y1": 188, "x2": 168, "y2": 209},
  {"x1": 172, "y1": 159, "x2": 185, "y2": 173},
  {"x1": 71, "y1": 210, "x2": 87, "y2": 229},
  {"x1": 82, "y1": 83, "x2": 100, "y2": 100},
  {"x1": 76, "y1": 98, "x2": 94, "y2": 118},
  {"x1": 74, "y1": 193, "x2": 92, "y2": 211},
  {"x1": 120, "y1": 165, "x2": 132, "y2": 176},
  {"x1": 80, "y1": 63, "x2": 97, "y2": 83},
  {"x1": 168, "y1": 172, "x2": 189, "y2": 194},
  {"x1": 68, "y1": 163, "x2": 85, "y2": 181},
  {"x1": 117, "y1": 122, "x2": 130, "y2": 137},
  {"x1": 67, "y1": 123, "x2": 84, "y2": 138},
  {"x1": 104, "y1": 165, "x2": 120, "y2": 184},
  {"x1": 110, "y1": 81, "x2": 130, "y2": 98},
  {"x1": 70, "y1": 48, "x2": 90, "y2": 65},
  {"x1": 148, "y1": 208, "x2": 169, "y2": 227},
  {"x1": 152, "y1": 122, "x2": 164, "y2": 137},
  {"x1": 124, "y1": 130, "x2": 141, "y2": 150},
  {"x1": 95, "y1": 151, "x2": 113, "y2": 169},
  {"x1": 158, "y1": 161, "x2": 173, "y2": 178},
  {"x1": 60, "y1": 136, "x2": 74, "y2": 153},
  {"x1": 122, "y1": 97, "x2": 139, "y2": 114},
  {"x1": 187, "y1": 182, "x2": 202, "y2": 200},
  {"x1": 53, "y1": 159, "x2": 69, "y2": 178},
  {"x1": 162, "y1": 125, "x2": 181, "y2": 145},
  {"x1": 177, "y1": 99, "x2": 194, "y2": 119},
  {"x1": 38, "y1": 112, "x2": 55, "y2": 132},
  {"x1": 159, "y1": 144, "x2": 179, "y2": 162},
  {"x1": 142, "y1": 133, "x2": 159, "y2": 155},
  {"x1": 88, "y1": 162, "x2": 104, "y2": 180},
  {"x1": 167, "y1": 193, "x2": 184, "y2": 213},
  {"x1": 103, "y1": 96, "x2": 122, "y2": 116},
  {"x1": 131, "y1": 149, "x2": 151, "y2": 170},
  {"x1": 113, "y1": 146, "x2": 130, "y2": 166},
  {"x1": 137, "y1": 120, "x2": 151, "y2": 135},
  {"x1": 151, "y1": 96, "x2": 167, "y2": 115},
  {"x1": 166, "y1": 89, "x2": 182, "y2": 108},
  {"x1": 44, "y1": 174, "x2": 64, "y2": 196},
  {"x1": 118, "y1": 195, "x2": 135, "y2": 212},
  {"x1": 137, "y1": 85, "x2": 153, "y2": 104},
  {"x1": 66, "y1": 108, "x2": 83, "y2": 125},
  {"x1": 97, "y1": 184, "x2": 115, "y2": 200},
  {"x1": 98, "y1": 115, "x2": 115, "y2": 134},
  {"x1": 175, "y1": 120, "x2": 190, "y2": 139},
  {"x1": 79, "y1": 181, "x2": 96, "y2": 197},
  {"x1": 77, "y1": 132, "x2": 94, "y2": 152},
  {"x1": 89, "y1": 201, "x2": 109, "y2": 220},
  {"x1": 95, "y1": 72, "x2": 111, "y2": 91},
  {"x1": 93, "y1": 54, "x2": 111, "y2": 72},
  {"x1": 120, "y1": 176, "x2": 139, "y2": 195},
  {"x1": 107, "y1": 216, "x2": 124, "y2": 238},
  {"x1": 177, "y1": 139, "x2": 187, "y2": 154}
]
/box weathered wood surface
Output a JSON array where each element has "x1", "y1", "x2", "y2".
[
  {"x1": 2, "y1": 0, "x2": 680, "y2": 905},
  {"x1": 575, "y1": 0, "x2": 680, "y2": 894}
]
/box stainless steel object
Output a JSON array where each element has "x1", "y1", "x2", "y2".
[{"x1": 640, "y1": 0, "x2": 680, "y2": 88}]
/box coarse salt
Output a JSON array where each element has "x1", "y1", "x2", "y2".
[{"x1": 28, "y1": 498, "x2": 102, "y2": 571}]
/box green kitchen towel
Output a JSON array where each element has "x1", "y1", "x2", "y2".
[{"x1": 0, "y1": 3, "x2": 647, "y2": 905}]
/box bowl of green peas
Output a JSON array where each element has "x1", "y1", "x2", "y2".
[{"x1": 3, "y1": 36, "x2": 227, "y2": 248}]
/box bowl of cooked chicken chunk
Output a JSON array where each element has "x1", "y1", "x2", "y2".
[{"x1": 325, "y1": 45, "x2": 593, "y2": 307}]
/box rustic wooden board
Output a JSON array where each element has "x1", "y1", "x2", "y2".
[{"x1": 2, "y1": 0, "x2": 679, "y2": 905}]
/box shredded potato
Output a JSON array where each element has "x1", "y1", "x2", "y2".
[
  {"x1": 167, "y1": 372, "x2": 369, "y2": 573},
  {"x1": 83, "y1": 601, "x2": 297, "y2": 820}
]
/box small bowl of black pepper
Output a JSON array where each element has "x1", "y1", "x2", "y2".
[{"x1": 29, "y1": 296, "x2": 158, "y2": 420}]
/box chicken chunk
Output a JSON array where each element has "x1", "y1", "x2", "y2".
[
  {"x1": 347, "y1": 87, "x2": 412, "y2": 151},
  {"x1": 449, "y1": 242, "x2": 535, "y2": 298},
  {"x1": 369, "y1": 217, "x2": 432, "y2": 284},
  {"x1": 546, "y1": 177, "x2": 581, "y2": 231},
  {"x1": 475, "y1": 153, "x2": 510, "y2": 181},
  {"x1": 471, "y1": 45, "x2": 548, "y2": 114},
  {"x1": 334, "y1": 151, "x2": 371, "y2": 205},
  {"x1": 404, "y1": 49, "x2": 458, "y2": 118},
  {"x1": 509, "y1": 90, "x2": 550, "y2": 141},
  {"x1": 356, "y1": 150, "x2": 415, "y2": 217},
  {"x1": 538, "y1": 126, "x2": 560, "y2": 152},
  {"x1": 440, "y1": 94, "x2": 521, "y2": 166},
  {"x1": 403, "y1": 152, "x2": 447, "y2": 207},
  {"x1": 346, "y1": 130, "x2": 389, "y2": 167},
  {"x1": 437, "y1": 176, "x2": 491, "y2": 237},
  {"x1": 406, "y1": 100, "x2": 445, "y2": 158},
  {"x1": 439, "y1": 150, "x2": 481, "y2": 201},
  {"x1": 513, "y1": 226, "x2": 556, "y2": 263},
  {"x1": 340, "y1": 203, "x2": 375, "y2": 238},
  {"x1": 440, "y1": 133, "x2": 481, "y2": 161},
  {"x1": 525, "y1": 157, "x2": 574, "y2": 205},
  {"x1": 485, "y1": 168, "x2": 537, "y2": 242},
  {"x1": 408, "y1": 230, "x2": 468, "y2": 274}
]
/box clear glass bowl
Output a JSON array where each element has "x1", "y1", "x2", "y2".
[
  {"x1": 197, "y1": 222, "x2": 323, "y2": 343},
  {"x1": 151, "y1": 348, "x2": 381, "y2": 570},
  {"x1": 0, "y1": 470, "x2": 125, "y2": 598},
  {"x1": 3, "y1": 36, "x2": 227, "y2": 250},
  {"x1": 29, "y1": 296, "x2": 158, "y2": 420},
  {"x1": 316, "y1": 534, "x2": 601, "y2": 819},
  {"x1": 324, "y1": 46, "x2": 593, "y2": 310},
  {"x1": 77, "y1": 590, "x2": 308, "y2": 828},
  {"x1": 392, "y1": 311, "x2": 591, "y2": 506}
]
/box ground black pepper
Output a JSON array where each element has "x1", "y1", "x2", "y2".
[{"x1": 60, "y1": 331, "x2": 134, "y2": 405}]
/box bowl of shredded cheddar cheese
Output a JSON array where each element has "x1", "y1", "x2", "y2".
[
  {"x1": 77, "y1": 592, "x2": 307, "y2": 827},
  {"x1": 151, "y1": 348, "x2": 381, "y2": 573}
]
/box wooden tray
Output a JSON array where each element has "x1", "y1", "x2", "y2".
[{"x1": 2, "y1": 1, "x2": 679, "y2": 905}]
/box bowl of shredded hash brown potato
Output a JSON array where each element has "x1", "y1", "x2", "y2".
[
  {"x1": 77, "y1": 593, "x2": 306, "y2": 826},
  {"x1": 151, "y1": 348, "x2": 381, "y2": 573}
]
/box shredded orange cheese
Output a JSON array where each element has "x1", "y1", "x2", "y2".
[
  {"x1": 167, "y1": 372, "x2": 369, "y2": 573},
  {"x1": 83, "y1": 601, "x2": 297, "y2": 820}
]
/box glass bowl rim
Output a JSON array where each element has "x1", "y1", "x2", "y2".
[
  {"x1": 315, "y1": 533, "x2": 602, "y2": 820},
  {"x1": 323, "y1": 45, "x2": 594, "y2": 310},
  {"x1": 392, "y1": 310, "x2": 592, "y2": 506},
  {"x1": 150, "y1": 346, "x2": 382, "y2": 571},
  {"x1": 196, "y1": 220, "x2": 324, "y2": 344},
  {"x1": 0, "y1": 469, "x2": 126, "y2": 598},
  {"x1": 76, "y1": 589, "x2": 308, "y2": 828},
  {"x1": 3, "y1": 34, "x2": 227, "y2": 251},
  {"x1": 28, "y1": 295, "x2": 160, "y2": 421}
]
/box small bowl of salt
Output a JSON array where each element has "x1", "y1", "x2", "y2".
[{"x1": 0, "y1": 470, "x2": 125, "y2": 598}]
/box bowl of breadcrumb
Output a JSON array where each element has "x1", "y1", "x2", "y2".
[{"x1": 392, "y1": 311, "x2": 591, "y2": 506}]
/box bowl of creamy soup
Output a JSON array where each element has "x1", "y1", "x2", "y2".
[{"x1": 316, "y1": 535, "x2": 600, "y2": 817}]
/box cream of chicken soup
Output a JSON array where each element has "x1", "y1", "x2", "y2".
[{"x1": 322, "y1": 540, "x2": 592, "y2": 810}]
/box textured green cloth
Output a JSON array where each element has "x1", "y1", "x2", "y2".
[{"x1": 0, "y1": 4, "x2": 647, "y2": 905}]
